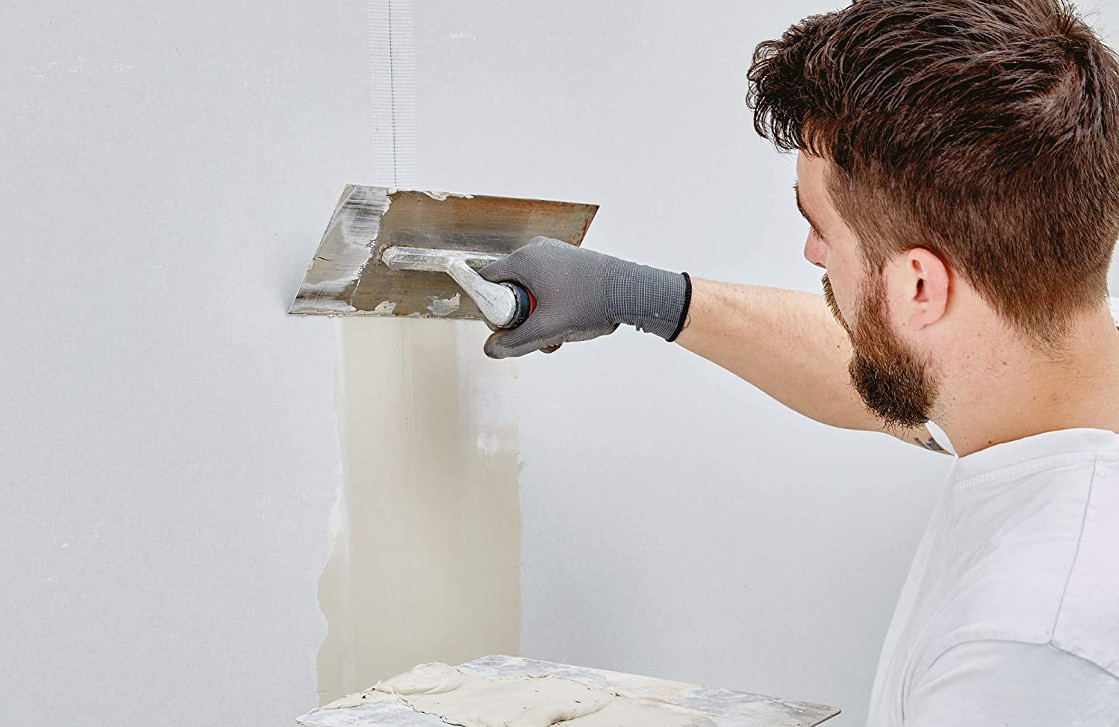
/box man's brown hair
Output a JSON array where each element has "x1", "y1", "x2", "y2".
[{"x1": 747, "y1": 0, "x2": 1119, "y2": 342}]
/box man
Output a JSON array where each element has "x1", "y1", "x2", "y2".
[{"x1": 479, "y1": 1, "x2": 1119, "y2": 724}]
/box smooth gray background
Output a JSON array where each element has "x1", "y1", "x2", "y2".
[{"x1": 2, "y1": 0, "x2": 1117, "y2": 725}]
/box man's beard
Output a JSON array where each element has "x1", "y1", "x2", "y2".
[{"x1": 822, "y1": 272, "x2": 938, "y2": 428}]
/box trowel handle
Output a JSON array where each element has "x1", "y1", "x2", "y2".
[
  {"x1": 381, "y1": 246, "x2": 537, "y2": 329},
  {"x1": 443, "y1": 258, "x2": 534, "y2": 330}
]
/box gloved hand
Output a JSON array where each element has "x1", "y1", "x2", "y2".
[{"x1": 478, "y1": 236, "x2": 692, "y2": 359}]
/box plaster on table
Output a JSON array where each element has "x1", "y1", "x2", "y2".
[{"x1": 296, "y1": 655, "x2": 839, "y2": 727}]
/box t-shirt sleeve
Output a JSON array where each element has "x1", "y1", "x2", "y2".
[{"x1": 905, "y1": 640, "x2": 1119, "y2": 727}]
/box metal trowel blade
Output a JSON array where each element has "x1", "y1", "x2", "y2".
[{"x1": 289, "y1": 187, "x2": 597, "y2": 320}]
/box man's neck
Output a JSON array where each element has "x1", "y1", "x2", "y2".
[{"x1": 935, "y1": 306, "x2": 1119, "y2": 457}]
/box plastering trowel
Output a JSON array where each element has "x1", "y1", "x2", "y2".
[{"x1": 289, "y1": 186, "x2": 597, "y2": 327}]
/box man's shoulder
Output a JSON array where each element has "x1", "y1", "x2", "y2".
[
  {"x1": 918, "y1": 448, "x2": 1119, "y2": 676},
  {"x1": 907, "y1": 639, "x2": 1119, "y2": 726},
  {"x1": 1051, "y1": 451, "x2": 1119, "y2": 678}
]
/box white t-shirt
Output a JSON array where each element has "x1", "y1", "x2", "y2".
[{"x1": 866, "y1": 428, "x2": 1119, "y2": 726}]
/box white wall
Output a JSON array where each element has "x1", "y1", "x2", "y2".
[
  {"x1": 0, "y1": 0, "x2": 369, "y2": 722},
  {"x1": 415, "y1": 2, "x2": 1119, "y2": 725}
]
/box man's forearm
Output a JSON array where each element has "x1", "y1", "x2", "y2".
[{"x1": 675, "y1": 279, "x2": 927, "y2": 439}]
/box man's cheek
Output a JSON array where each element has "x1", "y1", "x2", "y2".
[
  {"x1": 831, "y1": 279, "x2": 852, "y2": 319},
  {"x1": 836, "y1": 294, "x2": 856, "y2": 327},
  {"x1": 833, "y1": 270, "x2": 865, "y2": 327}
]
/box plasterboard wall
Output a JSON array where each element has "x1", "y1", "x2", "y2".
[
  {"x1": 3, "y1": 0, "x2": 527, "y2": 720},
  {"x1": 1, "y1": 0, "x2": 359, "y2": 723}
]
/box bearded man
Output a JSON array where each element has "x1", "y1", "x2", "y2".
[{"x1": 478, "y1": 1, "x2": 1119, "y2": 724}]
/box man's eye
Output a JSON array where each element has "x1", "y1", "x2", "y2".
[{"x1": 810, "y1": 225, "x2": 826, "y2": 242}]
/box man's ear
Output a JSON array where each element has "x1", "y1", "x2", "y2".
[{"x1": 893, "y1": 248, "x2": 950, "y2": 330}]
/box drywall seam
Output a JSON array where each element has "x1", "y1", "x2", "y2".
[
  {"x1": 316, "y1": 320, "x2": 521, "y2": 704},
  {"x1": 315, "y1": 0, "x2": 521, "y2": 704},
  {"x1": 368, "y1": 0, "x2": 417, "y2": 189}
]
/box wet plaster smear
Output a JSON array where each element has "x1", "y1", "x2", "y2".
[
  {"x1": 316, "y1": 319, "x2": 522, "y2": 704},
  {"x1": 321, "y1": 662, "x2": 716, "y2": 727}
]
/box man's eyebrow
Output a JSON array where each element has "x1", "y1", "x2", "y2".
[{"x1": 793, "y1": 182, "x2": 824, "y2": 233}]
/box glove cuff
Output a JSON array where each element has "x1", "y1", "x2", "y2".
[{"x1": 602, "y1": 258, "x2": 691, "y2": 341}]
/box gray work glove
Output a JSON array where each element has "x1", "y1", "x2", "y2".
[{"x1": 478, "y1": 236, "x2": 692, "y2": 359}]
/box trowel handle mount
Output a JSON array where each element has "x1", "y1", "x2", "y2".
[{"x1": 501, "y1": 282, "x2": 534, "y2": 329}]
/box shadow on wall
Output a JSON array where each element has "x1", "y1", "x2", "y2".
[{"x1": 316, "y1": 319, "x2": 521, "y2": 703}]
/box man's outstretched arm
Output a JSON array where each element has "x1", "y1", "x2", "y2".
[{"x1": 480, "y1": 238, "x2": 947, "y2": 452}]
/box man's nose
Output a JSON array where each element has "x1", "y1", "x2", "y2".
[{"x1": 803, "y1": 231, "x2": 827, "y2": 269}]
